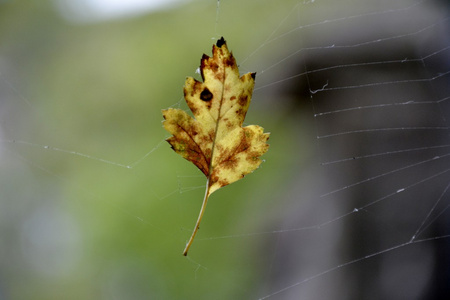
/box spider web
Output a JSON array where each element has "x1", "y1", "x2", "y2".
[{"x1": 1, "y1": 0, "x2": 449, "y2": 299}]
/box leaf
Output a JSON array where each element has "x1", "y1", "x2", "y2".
[{"x1": 162, "y1": 37, "x2": 269, "y2": 255}]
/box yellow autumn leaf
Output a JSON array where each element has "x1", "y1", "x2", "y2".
[{"x1": 162, "y1": 37, "x2": 269, "y2": 255}]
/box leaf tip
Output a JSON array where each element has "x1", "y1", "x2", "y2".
[{"x1": 216, "y1": 36, "x2": 226, "y2": 48}]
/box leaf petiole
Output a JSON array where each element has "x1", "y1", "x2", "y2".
[{"x1": 183, "y1": 178, "x2": 211, "y2": 256}]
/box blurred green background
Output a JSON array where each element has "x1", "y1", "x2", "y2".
[{"x1": 0, "y1": 0, "x2": 308, "y2": 299}]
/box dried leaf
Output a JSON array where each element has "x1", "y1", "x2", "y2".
[{"x1": 162, "y1": 37, "x2": 269, "y2": 255}]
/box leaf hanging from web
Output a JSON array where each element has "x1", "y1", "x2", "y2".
[{"x1": 162, "y1": 37, "x2": 270, "y2": 256}]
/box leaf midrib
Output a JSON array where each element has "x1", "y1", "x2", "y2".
[{"x1": 207, "y1": 68, "x2": 227, "y2": 179}]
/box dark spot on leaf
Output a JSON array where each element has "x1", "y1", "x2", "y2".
[
  {"x1": 210, "y1": 174, "x2": 220, "y2": 185},
  {"x1": 200, "y1": 55, "x2": 210, "y2": 81},
  {"x1": 223, "y1": 157, "x2": 238, "y2": 170},
  {"x1": 251, "y1": 72, "x2": 256, "y2": 80},
  {"x1": 224, "y1": 56, "x2": 235, "y2": 67},
  {"x1": 238, "y1": 94, "x2": 248, "y2": 106},
  {"x1": 208, "y1": 129, "x2": 215, "y2": 139},
  {"x1": 189, "y1": 81, "x2": 202, "y2": 97},
  {"x1": 210, "y1": 62, "x2": 219, "y2": 73},
  {"x1": 209, "y1": 62, "x2": 223, "y2": 81},
  {"x1": 218, "y1": 179, "x2": 229, "y2": 187},
  {"x1": 200, "y1": 88, "x2": 213, "y2": 101},
  {"x1": 246, "y1": 151, "x2": 262, "y2": 164},
  {"x1": 238, "y1": 140, "x2": 250, "y2": 153},
  {"x1": 216, "y1": 37, "x2": 226, "y2": 48},
  {"x1": 204, "y1": 148, "x2": 212, "y2": 161},
  {"x1": 235, "y1": 108, "x2": 244, "y2": 118},
  {"x1": 199, "y1": 133, "x2": 209, "y2": 143}
]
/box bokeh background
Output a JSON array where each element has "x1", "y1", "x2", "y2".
[
  {"x1": 1, "y1": 0, "x2": 449, "y2": 299},
  {"x1": 1, "y1": 1, "x2": 303, "y2": 299}
]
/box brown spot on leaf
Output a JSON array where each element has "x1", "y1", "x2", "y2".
[
  {"x1": 211, "y1": 62, "x2": 219, "y2": 73},
  {"x1": 204, "y1": 148, "x2": 212, "y2": 161},
  {"x1": 235, "y1": 109, "x2": 242, "y2": 115},
  {"x1": 237, "y1": 140, "x2": 250, "y2": 153},
  {"x1": 167, "y1": 134, "x2": 209, "y2": 176},
  {"x1": 223, "y1": 56, "x2": 235, "y2": 68},
  {"x1": 222, "y1": 157, "x2": 238, "y2": 170},
  {"x1": 190, "y1": 106, "x2": 198, "y2": 115},
  {"x1": 210, "y1": 63, "x2": 223, "y2": 81},
  {"x1": 218, "y1": 178, "x2": 229, "y2": 187},
  {"x1": 200, "y1": 87, "x2": 213, "y2": 101},
  {"x1": 198, "y1": 132, "x2": 210, "y2": 143},
  {"x1": 215, "y1": 144, "x2": 224, "y2": 152},
  {"x1": 246, "y1": 151, "x2": 262, "y2": 164},
  {"x1": 193, "y1": 81, "x2": 202, "y2": 93},
  {"x1": 208, "y1": 129, "x2": 215, "y2": 139},
  {"x1": 238, "y1": 94, "x2": 248, "y2": 107},
  {"x1": 210, "y1": 174, "x2": 220, "y2": 185}
]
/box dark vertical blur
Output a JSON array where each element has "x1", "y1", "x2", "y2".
[{"x1": 260, "y1": 0, "x2": 450, "y2": 299}]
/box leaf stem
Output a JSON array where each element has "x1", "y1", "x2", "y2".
[{"x1": 183, "y1": 178, "x2": 211, "y2": 256}]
